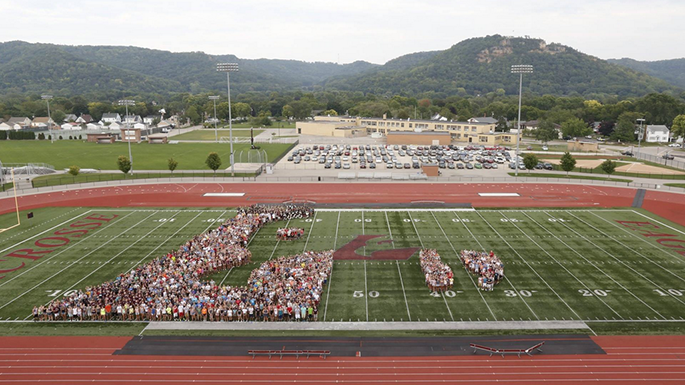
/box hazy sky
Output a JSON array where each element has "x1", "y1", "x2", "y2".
[{"x1": 1, "y1": 0, "x2": 682, "y2": 64}]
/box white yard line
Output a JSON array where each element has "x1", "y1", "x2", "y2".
[
  {"x1": 0, "y1": 211, "x2": 158, "y2": 311},
  {"x1": 218, "y1": 267, "x2": 234, "y2": 287},
  {"x1": 0, "y1": 207, "x2": 83, "y2": 244},
  {"x1": 589, "y1": 211, "x2": 685, "y2": 267},
  {"x1": 361, "y1": 210, "x2": 368, "y2": 322},
  {"x1": 407, "y1": 211, "x2": 453, "y2": 321},
  {"x1": 323, "y1": 212, "x2": 341, "y2": 322},
  {"x1": 514, "y1": 212, "x2": 624, "y2": 319},
  {"x1": 429, "y1": 211, "x2": 496, "y2": 321},
  {"x1": 479, "y1": 210, "x2": 583, "y2": 322},
  {"x1": 453, "y1": 211, "x2": 538, "y2": 320},
  {"x1": 314, "y1": 208, "x2": 476, "y2": 212},
  {"x1": 396, "y1": 260, "x2": 412, "y2": 321},
  {"x1": 302, "y1": 212, "x2": 317, "y2": 253},
  {"x1": 385, "y1": 211, "x2": 412, "y2": 321},
  {"x1": 564, "y1": 211, "x2": 685, "y2": 311},
  {"x1": 0, "y1": 211, "x2": 137, "y2": 289},
  {"x1": 0, "y1": 209, "x2": 93, "y2": 254}
]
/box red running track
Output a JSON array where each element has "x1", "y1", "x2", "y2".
[{"x1": 1, "y1": 336, "x2": 685, "y2": 384}]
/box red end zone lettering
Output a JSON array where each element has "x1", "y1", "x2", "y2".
[
  {"x1": 1, "y1": 212, "x2": 119, "y2": 277},
  {"x1": 616, "y1": 221, "x2": 659, "y2": 231},
  {"x1": 617, "y1": 219, "x2": 685, "y2": 255}
]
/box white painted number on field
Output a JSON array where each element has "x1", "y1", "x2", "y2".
[
  {"x1": 431, "y1": 290, "x2": 458, "y2": 298},
  {"x1": 500, "y1": 218, "x2": 520, "y2": 223},
  {"x1": 354, "y1": 218, "x2": 372, "y2": 222},
  {"x1": 155, "y1": 218, "x2": 175, "y2": 222},
  {"x1": 547, "y1": 218, "x2": 567, "y2": 222},
  {"x1": 654, "y1": 289, "x2": 684, "y2": 297},
  {"x1": 579, "y1": 289, "x2": 611, "y2": 297},
  {"x1": 353, "y1": 291, "x2": 380, "y2": 298},
  {"x1": 451, "y1": 218, "x2": 471, "y2": 223},
  {"x1": 305, "y1": 218, "x2": 323, "y2": 222},
  {"x1": 403, "y1": 218, "x2": 422, "y2": 222},
  {"x1": 204, "y1": 218, "x2": 226, "y2": 223},
  {"x1": 45, "y1": 289, "x2": 77, "y2": 297},
  {"x1": 504, "y1": 289, "x2": 535, "y2": 297}
]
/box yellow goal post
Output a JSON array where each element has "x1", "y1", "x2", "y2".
[{"x1": 0, "y1": 163, "x2": 21, "y2": 234}]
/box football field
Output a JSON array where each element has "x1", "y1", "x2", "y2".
[{"x1": 1, "y1": 206, "x2": 685, "y2": 331}]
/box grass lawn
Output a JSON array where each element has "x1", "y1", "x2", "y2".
[
  {"x1": 508, "y1": 172, "x2": 632, "y2": 183},
  {"x1": 173, "y1": 129, "x2": 264, "y2": 141},
  {"x1": 0, "y1": 141, "x2": 294, "y2": 170},
  {"x1": 569, "y1": 161, "x2": 685, "y2": 180},
  {"x1": 222, "y1": 122, "x2": 295, "y2": 129},
  {"x1": 524, "y1": 144, "x2": 571, "y2": 152},
  {"x1": 31, "y1": 171, "x2": 257, "y2": 188},
  {"x1": 665, "y1": 183, "x2": 685, "y2": 189},
  {"x1": 2, "y1": 207, "x2": 685, "y2": 336}
]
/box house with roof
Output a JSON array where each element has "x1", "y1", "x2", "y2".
[
  {"x1": 123, "y1": 115, "x2": 142, "y2": 124},
  {"x1": 86, "y1": 122, "x2": 102, "y2": 130},
  {"x1": 0, "y1": 122, "x2": 12, "y2": 131},
  {"x1": 6, "y1": 117, "x2": 31, "y2": 130},
  {"x1": 108, "y1": 121, "x2": 124, "y2": 130},
  {"x1": 63, "y1": 114, "x2": 78, "y2": 122},
  {"x1": 61, "y1": 122, "x2": 82, "y2": 130},
  {"x1": 101, "y1": 113, "x2": 121, "y2": 124},
  {"x1": 75, "y1": 114, "x2": 93, "y2": 124},
  {"x1": 31, "y1": 117, "x2": 55, "y2": 128},
  {"x1": 143, "y1": 115, "x2": 160, "y2": 126},
  {"x1": 645, "y1": 125, "x2": 670, "y2": 143},
  {"x1": 468, "y1": 117, "x2": 499, "y2": 124}
]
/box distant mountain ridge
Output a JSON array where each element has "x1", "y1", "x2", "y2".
[
  {"x1": 608, "y1": 57, "x2": 685, "y2": 89},
  {"x1": 0, "y1": 37, "x2": 681, "y2": 99}
]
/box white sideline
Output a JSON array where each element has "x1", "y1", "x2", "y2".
[
  {"x1": 144, "y1": 320, "x2": 590, "y2": 331},
  {"x1": 202, "y1": 193, "x2": 245, "y2": 197}
]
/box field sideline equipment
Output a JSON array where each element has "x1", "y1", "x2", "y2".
[{"x1": 0, "y1": 164, "x2": 21, "y2": 234}]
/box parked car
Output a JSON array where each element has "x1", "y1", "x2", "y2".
[
  {"x1": 542, "y1": 145, "x2": 549, "y2": 151},
  {"x1": 669, "y1": 143, "x2": 682, "y2": 148},
  {"x1": 621, "y1": 151, "x2": 634, "y2": 156},
  {"x1": 663, "y1": 153, "x2": 675, "y2": 160},
  {"x1": 324, "y1": 163, "x2": 332, "y2": 169},
  {"x1": 544, "y1": 163, "x2": 554, "y2": 170},
  {"x1": 369, "y1": 163, "x2": 376, "y2": 169}
]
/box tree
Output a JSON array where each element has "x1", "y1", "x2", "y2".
[
  {"x1": 51, "y1": 110, "x2": 66, "y2": 124},
  {"x1": 281, "y1": 105, "x2": 294, "y2": 120},
  {"x1": 534, "y1": 120, "x2": 558, "y2": 143},
  {"x1": 560, "y1": 152, "x2": 576, "y2": 175},
  {"x1": 672, "y1": 114, "x2": 685, "y2": 142},
  {"x1": 117, "y1": 156, "x2": 131, "y2": 175},
  {"x1": 598, "y1": 121, "x2": 615, "y2": 137},
  {"x1": 600, "y1": 159, "x2": 617, "y2": 178},
  {"x1": 205, "y1": 152, "x2": 222, "y2": 174},
  {"x1": 321, "y1": 109, "x2": 338, "y2": 116},
  {"x1": 561, "y1": 118, "x2": 591, "y2": 138},
  {"x1": 612, "y1": 117, "x2": 636, "y2": 142},
  {"x1": 168, "y1": 158, "x2": 178, "y2": 173},
  {"x1": 68, "y1": 165, "x2": 80, "y2": 178},
  {"x1": 523, "y1": 153, "x2": 538, "y2": 174},
  {"x1": 184, "y1": 106, "x2": 202, "y2": 125},
  {"x1": 232, "y1": 102, "x2": 252, "y2": 119}
]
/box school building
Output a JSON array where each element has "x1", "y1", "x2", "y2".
[{"x1": 296, "y1": 115, "x2": 518, "y2": 146}]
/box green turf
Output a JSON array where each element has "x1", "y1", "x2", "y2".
[
  {"x1": 665, "y1": 183, "x2": 685, "y2": 189},
  {"x1": 508, "y1": 172, "x2": 633, "y2": 183},
  {"x1": 221, "y1": 122, "x2": 295, "y2": 129},
  {"x1": 0, "y1": 141, "x2": 292, "y2": 170},
  {"x1": 172, "y1": 129, "x2": 264, "y2": 141},
  {"x1": 31, "y1": 171, "x2": 258, "y2": 187},
  {"x1": 1, "y1": 207, "x2": 685, "y2": 336}
]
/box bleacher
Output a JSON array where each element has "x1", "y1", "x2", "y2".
[
  {"x1": 248, "y1": 349, "x2": 331, "y2": 359},
  {"x1": 470, "y1": 341, "x2": 545, "y2": 358}
]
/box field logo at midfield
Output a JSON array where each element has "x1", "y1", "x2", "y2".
[{"x1": 333, "y1": 235, "x2": 419, "y2": 260}]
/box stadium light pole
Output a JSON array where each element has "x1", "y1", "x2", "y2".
[
  {"x1": 636, "y1": 118, "x2": 645, "y2": 158},
  {"x1": 217, "y1": 63, "x2": 239, "y2": 176},
  {"x1": 209, "y1": 95, "x2": 220, "y2": 143},
  {"x1": 511, "y1": 65, "x2": 533, "y2": 177},
  {"x1": 41, "y1": 95, "x2": 53, "y2": 144},
  {"x1": 118, "y1": 99, "x2": 136, "y2": 174}
]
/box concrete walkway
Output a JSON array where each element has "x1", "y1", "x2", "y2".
[{"x1": 145, "y1": 320, "x2": 589, "y2": 331}]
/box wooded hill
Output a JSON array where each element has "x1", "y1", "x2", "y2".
[{"x1": 0, "y1": 36, "x2": 681, "y2": 99}]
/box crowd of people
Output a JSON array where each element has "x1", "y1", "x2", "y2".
[
  {"x1": 276, "y1": 228, "x2": 305, "y2": 241},
  {"x1": 419, "y1": 249, "x2": 454, "y2": 292},
  {"x1": 459, "y1": 250, "x2": 504, "y2": 291},
  {"x1": 36, "y1": 204, "x2": 333, "y2": 322}
]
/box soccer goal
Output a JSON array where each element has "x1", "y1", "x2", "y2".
[{"x1": 0, "y1": 161, "x2": 21, "y2": 234}]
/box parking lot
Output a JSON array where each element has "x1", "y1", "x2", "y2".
[{"x1": 277, "y1": 144, "x2": 538, "y2": 176}]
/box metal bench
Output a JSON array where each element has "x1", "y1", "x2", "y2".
[
  {"x1": 248, "y1": 349, "x2": 330, "y2": 359},
  {"x1": 470, "y1": 341, "x2": 545, "y2": 358}
]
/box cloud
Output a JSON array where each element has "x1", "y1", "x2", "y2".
[{"x1": 0, "y1": 0, "x2": 682, "y2": 63}]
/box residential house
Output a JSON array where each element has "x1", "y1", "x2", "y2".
[
  {"x1": 143, "y1": 115, "x2": 160, "y2": 126},
  {"x1": 123, "y1": 115, "x2": 142, "y2": 124},
  {"x1": 645, "y1": 125, "x2": 670, "y2": 143},
  {"x1": 75, "y1": 114, "x2": 93, "y2": 124},
  {"x1": 0, "y1": 122, "x2": 12, "y2": 131},
  {"x1": 61, "y1": 122, "x2": 82, "y2": 130},
  {"x1": 101, "y1": 113, "x2": 121, "y2": 124},
  {"x1": 108, "y1": 122, "x2": 123, "y2": 130},
  {"x1": 6, "y1": 117, "x2": 31, "y2": 130},
  {"x1": 86, "y1": 122, "x2": 101, "y2": 130},
  {"x1": 133, "y1": 122, "x2": 146, "y2": 129},
  {"x1": 31, "y1": 117, "x2": 55, "y2": 128},
  {"x1": 63, "y1": 114, "x2": 78, "y2": 122}
]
